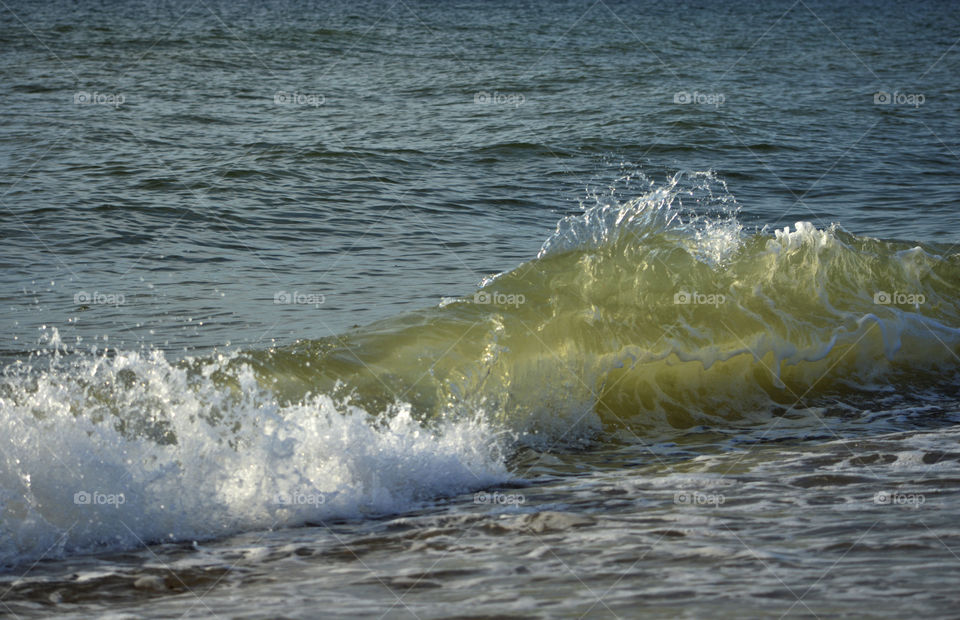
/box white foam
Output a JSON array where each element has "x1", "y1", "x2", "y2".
[
  {"x1": 0, "y1": 348, "x2": 510, "y2": 568},
  {"x1": 537, "y1": 170, "x2": 743, "y2": 264}
]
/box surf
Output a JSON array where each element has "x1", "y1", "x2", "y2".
[
  {"x1": 1, "y1": 170, "x2": 958, "y2": 568},
  {"x1": 240, "y1": 171, "x2": 960, "y2": 431}
]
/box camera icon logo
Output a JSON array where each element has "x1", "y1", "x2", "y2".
[
  {"x1": 674, "y1": 291, "x2": 691, "y2": 305},
  {"x1": 873, "y1": 91, "x2": 891, "y2": 104},
  {"x1": 474, "y1": 91, "x2": 491, "y2": 105},
  {"x1": 274, "y1": 291, "x2": 292, "y2": 304},
  {"x1": 873, "y1": 291, "x2": 891, "y2": 304},
  {"x1": 673, "y1": 91, "x2": 691, "y2": 104},
  {"x1": 674, "y1": 491, "x2": 691, "y2": 505},
  {"x1": 474, "y1": 291, "x2": 492, "y2": 304},
  {"x1": 873, "y1": 491, "x2": 890, "y2": 505},
  {"x1": 74, "y1": 291, "x2": 91, "y2": 304},
  {"x1": 74, "y1": 491, "x2": 91, "y2": 505}
]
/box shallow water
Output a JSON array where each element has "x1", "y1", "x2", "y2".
[{"x1": 1, "y1": 0, "x2": 960, "y2": 617}]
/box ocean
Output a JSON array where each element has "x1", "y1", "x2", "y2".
[{"x1": 1, "y1": 0, "x2": 959, "y2": 617}]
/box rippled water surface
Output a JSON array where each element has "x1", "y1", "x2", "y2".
[{"x1": 1, "y1": 0, "x2": 959, "y2": 617}]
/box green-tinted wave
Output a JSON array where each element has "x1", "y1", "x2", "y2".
[{"x1": 233, "y1": 172, "x2": 960, "y2": 435}]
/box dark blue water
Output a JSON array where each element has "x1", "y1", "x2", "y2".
[{"x1": 2, "y1": 1, "x2": 960, "y2": 617}]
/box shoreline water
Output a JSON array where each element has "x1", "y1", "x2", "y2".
[{"x1": 2, "y1": 0, "x2": 960, "y2": 616}]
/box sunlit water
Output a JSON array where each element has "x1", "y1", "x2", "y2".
[{"x1": 1, "y1": 0, "x2": 959, "y2": 617}]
